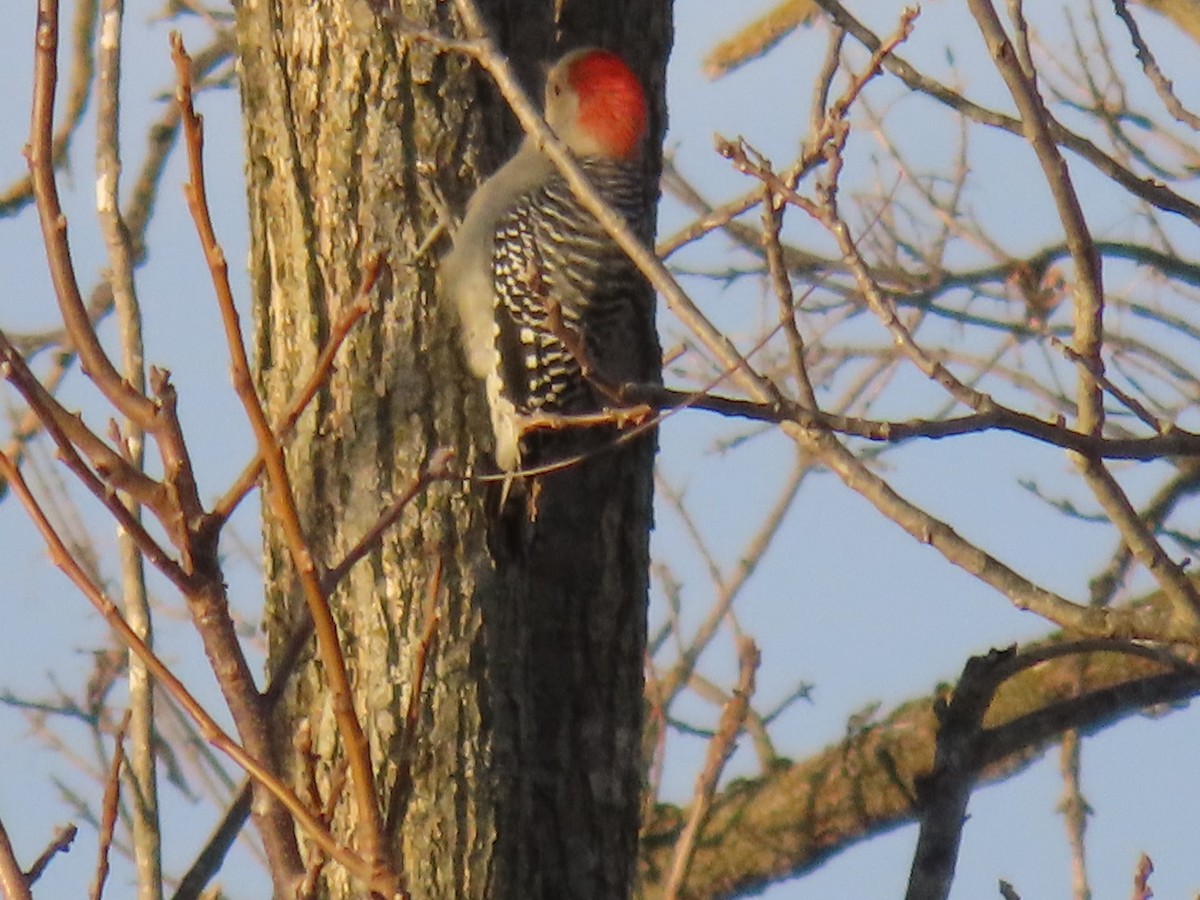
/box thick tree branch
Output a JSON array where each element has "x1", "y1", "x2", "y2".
[
  {"x1": 639, "y1": 629, "x2": 1200, "y2": 899},
  {"x1": 905, "y1": 647, "x2": 1015, "y2": 900}
]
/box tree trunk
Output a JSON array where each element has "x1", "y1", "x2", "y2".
[{"x1": 231, "y1": 1, "x2": 671, "y2": 896}]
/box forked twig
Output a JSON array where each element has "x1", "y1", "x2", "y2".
[
  {"x1": 174, "y1": 450, "x2": 451, "y2": 898},
  {"x1": 0, "y1": 332, "x2": 184, "y2": 586},
  {"x1": 0, "y1": 447, "x2": 382, "y2": 892}
]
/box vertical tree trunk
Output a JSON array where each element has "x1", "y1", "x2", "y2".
[{"x1": 231, "y1": 1, "x2": 671, "y2": 896}]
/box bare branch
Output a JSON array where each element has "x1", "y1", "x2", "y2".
[
  {"x1": 0, "y1": 332, "x2": 185, "y2": 586},
  {"x1": 28, "y1": 0, "x2": 158, "y2": 427},
  {"x1": 170, "y1": 34, "x2": 393, "y2": 889},
  {"x1": 23, "y1": 824, "x2": 77, "y2": 888},
  {"x1": 641, "y1": 634, "x2": 1199, "y2": 898},
  {"x1": 965, "y1": 0, "x2": 1105, "y2": 432},
  {"x1": 0, "y1": 815, "x2": 33, "y2": 900},
  {"x1": 89, "y1": 709, "x2": 129, "y2": 900},
  {"x1": 1057, "y1": 730, "x2": 1092, "y2": 900},
  {"x1": 1111, "y1": 0, "x2": 1200, "y2": 131},
  {"x1": 0, "y1": 0, "x2": 96, "y2": 217},
  {"x1": 209, "y1": 257, "x2": 384, "y2": 527},
  {"x1": 0, "y1": 446, "x2": 382, "y2": 892},
  {"x1": 662, "y1": 638, "x2": 759, "y2": 899},
  {"x1": 905, "y1": 647, "x2": 1015, "y2": 900},
  {"x1": 95, "y1": 1, "x2": 163, "y2": 891},
  {"x1": 809, "y1": 0, "x2": 1200, "y2": 222}
]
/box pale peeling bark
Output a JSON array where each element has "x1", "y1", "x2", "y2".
[{"x1": 231, "y1": 0, "x2": 670, "y2": 896}]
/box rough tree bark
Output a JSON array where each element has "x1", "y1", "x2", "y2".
[{"x1": 231, "y1": 0, "x2": 671, "y2": 896}]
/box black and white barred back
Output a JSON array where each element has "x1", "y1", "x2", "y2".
[{"x1": 492, "y1": 158, "x2": 659, "y2": 418}]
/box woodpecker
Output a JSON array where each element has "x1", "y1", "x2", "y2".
[{"x1": 440, "y1": 48, "x2": 659, "y2": 474}]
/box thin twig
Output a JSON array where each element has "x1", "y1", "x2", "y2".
[
  {"x1": 28, "y1": 0, "x2": 158, "y2": 428},
  {"x1": 385, "y1": 557, "x2": 443, "y2": 839},
  {"x1": 655, "y1": 459, "x2": 806, "y2": 705},
  {"x1": 1111, "y1": 0, "x2": 1200, "y2": 131},
  {"x1": 761, "y1": 182, "x2": 818, "y2": 408},
  {"x1": 0, "y1": 0, "x2": 96, "y2": 217},
  {"x1": 631, "y1": 380, "x2": 1200, "y2": 460},
  {"x1": 95, "y1": 1, "x2": 162, "y2": 892},
  {"x1": 90, "y1": 709, "x2": 129, "y2": 900},
  {"x1": 22, "y1": 824, "x2": 77, "y2": 886},
  {"x1": 1072, "y1": 459, "x2": 1200, "y2": 628},
  {"x1": 662, "y1": 637, "x2": 759, "y2": 899},
  {"x1": 0, "y1": 447, "x2": 382, "y2": 892},
  {"x1": 322, "y1": 449, "x2": 456, "y2": 592},
  {"x1": 209, "y1": 257, "x2": 384, "y2": 527},
  {"x1": 170, "y1": 33, "x2": 392, "y2": 890},
  {"x1": 808, "y1": 0, "x2": 1200, "y2": 222},
  {"x1": 0, "y1": 331, "x2": 166, "y2": 513},
  {"x1": 1088, "y1": 460, "x2": 1200, "y2": 605},
  {"x1": 0, "y1": 352, "x2": 70, "y2": 499},
  {"x1": 1050, "y1": 337, "x2": 1162, "y2": 433},
  {"x1": 1057, "y1": 730, "x2": 1092, "y2": 900}
]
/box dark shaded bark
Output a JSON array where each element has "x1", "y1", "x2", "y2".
[{"x1": 231, "y1": 0, "x2": 671, "y2": 896}]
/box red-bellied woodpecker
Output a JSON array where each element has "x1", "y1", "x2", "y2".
[{"x1": 440, "y1": 48, "x2": 659, "y2": 473}]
